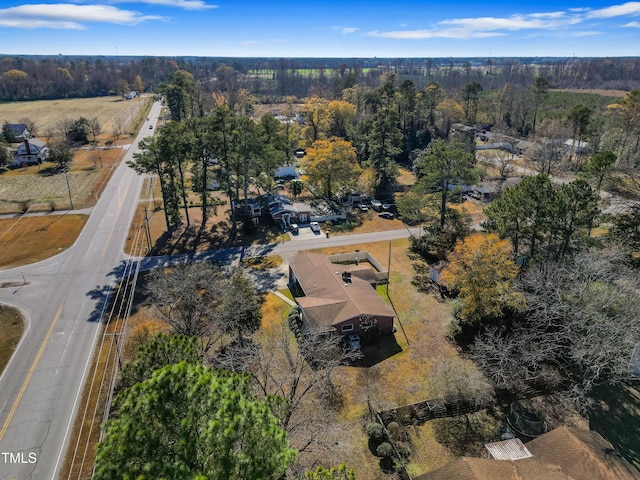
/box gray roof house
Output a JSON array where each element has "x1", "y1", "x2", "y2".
[
  {"x1": 12, "y1": 138, "x2": 48, "y2": 166},
  {"x1": 3, "y1": 123, "x2": 31, "y2": 142}
]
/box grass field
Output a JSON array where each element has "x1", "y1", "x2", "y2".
[
  {"x1": 0, "y1": 95, "x2": 151, "y2": 215},
  {"x1": 0, "y1": 214, "x2": 88, "y2": 268},
  {"x1": 0, "y1": 95, "x2": 150, "y2": 140}
]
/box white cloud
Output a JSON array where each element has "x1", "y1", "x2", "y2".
[
  {"x1": 367, "y1": 3, "x2": 640, "y2": 41},
  {"x1": 112, "y1": 0, "x2": 217, "y2": 11},
  {"x1": 623, "y1": 20, "x2": 640, "y2": 26},
  {"x1": 367, "y1": 28, "x2": 504, "y2": 39},
  {"x1": 0, "y1": 3, "x2": 163, "y2": 29},
  {"x1": 328, "y1": 25, "x2": 358, "y2": 35},
  {"x1": 586, "y1": 2, "x2": 640, "y2": 19},
  {"x1": 440, "y1": 13, "x2": 581, "y2": 31}
]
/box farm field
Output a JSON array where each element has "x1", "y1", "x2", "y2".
[
  {"x1": 0, "y1": 95, "x2": 150, "y2": 140},
  {"x1": 0, "y1": 96, "x2": 152, "y2": 215}
]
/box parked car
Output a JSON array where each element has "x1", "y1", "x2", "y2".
[
  {"x1": 358, "y1": 204, "x2": 368, "y2": 212},
  {"x1": 347, "y1": 333, "x2": 361, "y2": 350},
  {"x1": 290, "y1": 223, "x2": 299, "y2": 234},
  {"x1": 382, "y1": 203, "x2": 391, "y2": 211},
  {"x1": 379, "y1": 212, "x2": 394, "y2": 219},
  {"x1": 310, "y1": 221, "x2": 321, "y2": 233},
  {"x1": 370, "y1": 199, "x2": 382, "y2": 211}
]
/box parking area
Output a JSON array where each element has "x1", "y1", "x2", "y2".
[{"x1": 288, "y1": 224, "x2": 323, "y2": 241}]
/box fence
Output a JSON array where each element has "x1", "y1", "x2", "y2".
[
  {"x1": 377, "y1": 383, "x2": 554, "y2": 427},
  {"x1": 327, "y1": 251, "x2": 388, "y2": 282}
]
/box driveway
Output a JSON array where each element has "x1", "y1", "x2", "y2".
[{"x1": 288, "y1": 224, "x2": 324, "y2": 241}]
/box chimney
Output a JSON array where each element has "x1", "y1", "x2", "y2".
[{"x1": 23, "y1": 139, "x2": 33, "y2": 155}]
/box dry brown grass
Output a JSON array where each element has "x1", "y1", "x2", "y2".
[
  {"x1": 0, "y1": 305, "x2": 24, "y2": 376},
  {"x1": 551, "y1": 88, "x2": 628, "y2": 97},
  {"x1": 0, "y1": 214, "x2": 88, "y2": 268},
  {"x1": 0, "y1": 97, "x2": 145, "y2": 215},
  {"x1": 451, "y1": 200, "x2": 487, "y2": 228},
  {"x1": 0, "y1": 148, "x2": 122, "y2": 213},
  {"x1": 396, "y1": 166, "x2": 416, "y2": 187},
  {"x1": 0, "y1": 95, "x2": 150, "y2": 140}
]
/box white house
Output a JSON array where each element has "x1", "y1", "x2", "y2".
[
  {"x1": 3, "y1": 123, "x2": 30, "y2": 142},
  {"x1": 12, "y1": 138, "x2": 48, "y2": 166}
]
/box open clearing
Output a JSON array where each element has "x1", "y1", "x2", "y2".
[{"x1": 0, "y1": 95, "x2": 150, "y2": 140}]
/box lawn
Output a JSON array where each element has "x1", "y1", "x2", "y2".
[
  {"x1": 0, "y1": 214, "x2": 88, "y2": 268},
  {"x1": 0, "y1": 96, "x2": 147, "y2": 215}
]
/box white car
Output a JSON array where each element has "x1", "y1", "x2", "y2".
[
  {"x1": 309, "y1": 221, "x2": 321, "y2": 233},
  {"x1": 370, "y1": 199, "x2": 382, "y2": 211}
]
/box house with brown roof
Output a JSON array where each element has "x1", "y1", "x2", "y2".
[
  {"x1": 416, "y1": 426, "x2": 637, "y2": 480},
  {"x1": 288, "y1": 252, "x2": 395, "y2": 340}
]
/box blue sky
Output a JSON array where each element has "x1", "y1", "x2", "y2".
[{"x1": 1, "y1": 1, "x2": 640, "y2": 57}]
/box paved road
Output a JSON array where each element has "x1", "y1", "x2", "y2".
[{"x1": 0, "y1": 101, "x2": 162, "y2": 480}]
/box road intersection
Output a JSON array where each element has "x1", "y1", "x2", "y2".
[{"x1": 0, "y1": 101, "x2": 161, "y2": 480}]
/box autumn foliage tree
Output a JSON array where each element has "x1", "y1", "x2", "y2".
[
  {"x1": 304, "y1": 137, "x2": 360, "y2": 199},
  {"x1": 443, "y1": 233, "x2": 525, "y2": 324}
]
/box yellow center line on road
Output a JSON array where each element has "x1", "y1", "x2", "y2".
[
  {"x1": 0, "y1": 305, "x2": 64, "y2": 443},
  {"x1": 103, "y1": 175, "x2": 133, "y2": 257}
]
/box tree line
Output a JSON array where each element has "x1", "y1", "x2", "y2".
[{"x1": 3, "y1": 55, "x2": 640, "y2": 102}]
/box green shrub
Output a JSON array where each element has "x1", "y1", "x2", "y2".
[
  {"x1": 365, "y1": 422, "x2": 385, "y2": 441},
  {"x1": 376, "y1": 442, "x2": 394, "y2": 458}
]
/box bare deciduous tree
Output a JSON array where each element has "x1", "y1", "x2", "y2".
[
  {"x1": 146, "y1": 262, "x2": 225, "y2": 351},
  {"x1": 469, "y1": 246, "x2": 640, "y2": 411},
  {"x1": 216, "y1": 322, "x2": 361, "y2": 463}
]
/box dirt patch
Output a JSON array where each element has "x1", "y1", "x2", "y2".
[{"x1": 0, "y1": 305, "x2": 24, "y2": 376}]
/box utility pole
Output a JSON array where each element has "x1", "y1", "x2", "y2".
[
  {"x1": 65, "y1": 169, "x2": 74, "y2": 210},
  {"x1": 143, "y1": 206, "x2": 152, "y2": 251},
  {"x1": 386, "y1": 240, "x2": 391, "y2": 296}
]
